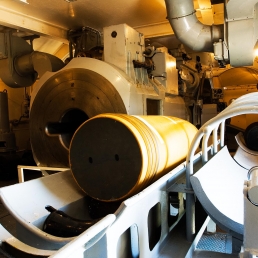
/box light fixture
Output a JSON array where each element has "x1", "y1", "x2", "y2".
[
  {"x1": 11, "y1": 0, "x2": 29, "y2": 4},
  {"x1": 68, "y1": 2, "x2": 75, "y2": 17},
  {"x1": 64, "y1": 0, "x2": 77, "y2": 17},
  {"x1": 64, "y1": 0, "x2": 77, "y2": 3}
]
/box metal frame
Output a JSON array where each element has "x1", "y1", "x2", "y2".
[
  {"x1": 185, "y1": 92, "x2": 258, "y2": 241},
  {"x1": 3, "y1": 92, "x2": 258, "y2": 257},
  {"x1": 46, "y1": 153, "x2": 202, "y2": 258},
  {"x1": 17, "y1": 165, "x2": 69, "y2": 183},
  {"x1": 0, "y1": 5, "x2": 68, "y2": 43}
]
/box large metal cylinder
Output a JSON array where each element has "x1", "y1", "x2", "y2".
[
  {"x1": 69, "y1": 114, "x2": 197, "y2": 202},
  {"x1": 29, "y1": 66, "x2": 127, "y2": 167},
  {"x1": 164, "y1": 0, "x2": 223, "y2": 52}
]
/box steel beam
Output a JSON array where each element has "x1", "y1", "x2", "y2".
[{"x1": 0, "y1": 6, "x2": 68, "y2": 43}]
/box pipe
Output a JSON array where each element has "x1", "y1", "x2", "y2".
[
  {"x1": 14, "y1": 51, "x2": 65, "y2": 78},
  {"x1": 0, "y1": 32, "x2": 65, "y2": 88},
  {"x1": 164, "y1": 0, "x2": 224, "y2": 52}
]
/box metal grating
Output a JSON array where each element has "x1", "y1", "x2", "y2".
[{"x1": 196, "y1": 233, "x2": 232, "y2": 254}]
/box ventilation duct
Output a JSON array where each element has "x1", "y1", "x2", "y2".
[
  {"x1": 14, "y1": 51, "x2": 65, "y2": 80},
  {"x1": 226, "y1": 0, "x2": 258, "y2": 66},
  {"x1": 0, "y1": 32, "x2": 64, "y2": 88},
  {"x1": 164, "y1": 0, "x2": 223, "y2": 52},
  {"x1": 165, "y1": 0, "x2": 258, "y2": 67}
]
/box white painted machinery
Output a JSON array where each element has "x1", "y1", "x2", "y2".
[
  {"x1": 28, "y1": 24, "x2": 185, "y2": 168},
  {"x1": 1, "y1": 0, "x2": 258, "y2": 257}
]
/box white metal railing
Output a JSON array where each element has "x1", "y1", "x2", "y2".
[
  {"x1": 9, "y1": 92, "x2": 258, "y2": 256},
  {"x1": 185, "y1": 92, "x2": 258, "y2": 241},
  {"x1": 17, "y1": 165, "x2": 69, "y2": 183},
  {"x1": 47, "y1": 154, "x2": 203, "y2": 258}
]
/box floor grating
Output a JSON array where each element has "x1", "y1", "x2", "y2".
[{"x1": 196, "y1": 232, "x2": 232, "y2": 254}]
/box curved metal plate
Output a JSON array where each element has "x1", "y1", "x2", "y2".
[
  {"x1": 30, "y1": 68, "x2": 127, "y2": 167},
  {"x1": 218, "y1": 67, "x2": 258, "y2": 87}
]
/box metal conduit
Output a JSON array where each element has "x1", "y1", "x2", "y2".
[{"x1": 164, "y1": 0, "x2": 223, "y2": 52}]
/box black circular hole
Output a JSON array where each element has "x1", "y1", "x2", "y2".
[
  {"x1": 59, "y1": 109, "x2": 89, "y2": 149},
  {"x1": 115, "y1": 154, "x2": 119, "y2": 161},
  {"x1": 111, "y1": 31, "x2": 117, "y2": 38},
  {"x1": 89, "y1": 157, "x2": 93, "y2": 163}
]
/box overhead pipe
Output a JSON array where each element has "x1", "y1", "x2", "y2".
[
  {"x1": 164, "y1": 0, "x2": 224, "y2": 52},
  {"x1": 14, "y1": 51, "x2": 65, "y2": 79},
  {"x1": 0, "y1": 50, "x2": 65, "y2": 88},
  {"x1": 165, "y1": 0, "x2": 258, "y2": 66}
]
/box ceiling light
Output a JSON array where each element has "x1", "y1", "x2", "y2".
[
  {"x1": 11, "y1": 0, "x2": 29, "y2": 4},
  {"x1": 64, "y1": 0, "x2": 77, "y2": 17},
  {"x1": 68, "y1": 2, "x2": 75, "y2": 17}
]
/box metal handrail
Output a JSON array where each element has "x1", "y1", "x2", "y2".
[{"x1": 185, "y1": 92, "x2": 258, "y2": 241}]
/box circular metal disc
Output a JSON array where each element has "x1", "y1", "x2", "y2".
[
  {"x1": 30, "y1": 68, "x2": 126, "y2": 167},
  {"x1": 69, "y1": 117, "x2": 142, "y2": 202}
]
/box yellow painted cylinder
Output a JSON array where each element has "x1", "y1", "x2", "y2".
[{"x1": 69, "y1": 114, "x2": 197, "y2": 202}]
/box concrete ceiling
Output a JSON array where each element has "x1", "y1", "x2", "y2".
[{"x1": 0, "y1": 0, "x2": 224, "y2": 56}]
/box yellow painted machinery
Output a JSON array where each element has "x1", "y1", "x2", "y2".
[{"x1": 70, "y1": 114, "x2": 197, "y2": 202}]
